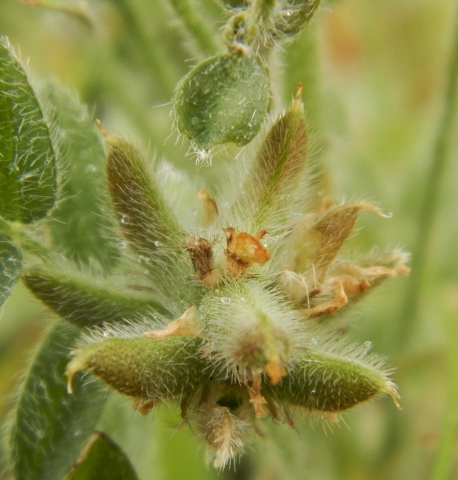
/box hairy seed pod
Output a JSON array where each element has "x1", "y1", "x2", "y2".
[
  {"x1": 67, "y1": 337, "x2": 205, "y2": 403},
  {"x1": 264, "y1": 347, "x2": 398, "y2": 413},
  {"x1": 173, "y1": 53, "x2": 270, "y2": 150}
]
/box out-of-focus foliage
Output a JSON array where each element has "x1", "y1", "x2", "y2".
[{"x1": 0, "y1": 0, "x2": 457, "y2": 479}]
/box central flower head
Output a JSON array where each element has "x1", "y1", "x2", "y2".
[{"x1": 59, "y1": 89, "x2": 408, "y2": 469}]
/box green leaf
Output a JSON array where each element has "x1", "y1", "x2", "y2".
[
  {"x1": 67, "y1": 431, "x2": 138, "y2": 480},
  {"x1": 22, "y1": 263, "x2": 172, "y2": 328},
  {"x1": 0, "y1": 37, "x2": 57, "y2": 223},
  {"x1": 0, "y1": 234, "x2": 22, "y2": 307},
  {"x1": 173, "y1": 53, "x2": 270, "y2": 150},
  {"x1": 8, "y1": 323, "x2": 107, "y2": 480},
  {"x1": 41, "y1": 81, "x2": 118, "y2": 267}
]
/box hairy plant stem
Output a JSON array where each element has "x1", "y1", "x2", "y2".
[
  {"x1": 87, "y1": 48, "x2": 162, "y2": 145},
  {"x1": 397, "y1": 5, "x2": 458, "y2": 350},
  {"x1": 21, "y1": 0, "x2": 93, "y2": 29},
  {"x1": 0, "y1": 219, "x2": 49, "y2": 260},
  {"x1": 167, "y1": 0, "x2": 219, "y2": 57},
  {"x1": 111, "y1": 0, "x2": 177, "y2": 97}
]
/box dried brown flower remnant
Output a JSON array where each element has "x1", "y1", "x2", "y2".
[
  {"x1": 224, "y1": 227, "x2": 271, "y2": 276},
  {"x1": 185, "y1": 236, "x2": 221, "y2": 287}
]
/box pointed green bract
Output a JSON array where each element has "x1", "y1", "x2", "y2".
[
  {"x1": 106, "y1": 135, "x2": 183, "y2": 258},
  {"x1": 235, "y1": 92, "x2": 308, "y2": 232},
  {"x1": 105, "y1": 134, "x2": 197, "y2": 305},
  {"x1": 42, "y1": 81, "x2": 118, "y2": 267},
  {"x1": 67, "y1": 336, "x2": 205, "y2": 402},
  {"x1": 0, "y1": 234, "x2": 22, "y2": 308},
  {"x1": 22, "y1": 263, "x2": 172, "y2": 328},
  {"x1": 8, "y1": 323, "x2": 107, "y2": 480},
  {"x1": 66, "y1": 432, "x2": 138, "y2": 480},
  {"x1": 0, "y1": 37, "x2": 57, "y2": 223},
  {"x1": 173, "y1": 53, "x2": 270, "y2": 149}
]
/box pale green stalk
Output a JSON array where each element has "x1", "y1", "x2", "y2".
[
  {"x1": 112, "y1": 0, "x2": 177, "y2": 97},
  {"x1": 397, "y1": 5, "x2": 458, "y2": 348},
  {"x1": 167, "y1": 0, "x2": 219, "y2": 56}
]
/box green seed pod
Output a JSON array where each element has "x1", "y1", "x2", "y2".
[
  {"x1": 67, "y1": 336, "x2": 205, "y2": 403},
  {"x1": 264, "y1": 345, "x2": 398, "y2": 413},
  {"x1": 173, "y1": 53, "x2": 270, "y2": 150}
]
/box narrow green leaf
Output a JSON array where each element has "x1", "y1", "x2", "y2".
[
  {"x1": 0, "y1": 234, "x2": 22, "y2": 307},
  {"x1": 173, "y1": 53, "x2": 270, "y2": 150},
  {"x1": 67, "y1": 431, "x2": 138, "y2": 480},
  {"x1": 8, "y1": 323, "x2": 107, "y2": 480},
  {"x1": 0, "y1": 37, "x2": 57, "y2": 223},
  {"x1": 22, "y1": 263, "x2": 172, "y2": 328},
  {"x1": 41, "y1": 81, "x2": 118, "y2": 267}
]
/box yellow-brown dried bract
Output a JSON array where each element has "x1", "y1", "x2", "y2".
[
  {"x1": 145, "y1": 306, "x2": 200, "y2": 338},
  {"x1": 223, "y1": 228, "x2": 270, "y2": 277}
]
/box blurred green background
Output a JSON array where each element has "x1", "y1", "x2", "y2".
[{"x1": 1, "y1": 0, "x2": 457, "y2": 479}]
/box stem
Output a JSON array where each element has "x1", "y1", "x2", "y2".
[
  {"x1": 284, "y1": 25, "x2": 321, "y2": 126},
  {"x1": 0, "y1": 219, "x2": 50, "y2": 259},
  {"x1": 430, "y1": 315, "x2": 458, "y2": 480},
  {"x1": 167, "y1": 0, "x2": 219, "y2": 57},
  {"x1": 397, "y1": 6, "x2": 458, "y2": 348},
  {"x1": 111, "y1": 0, "x2": 177, "y2": 97},
  {"x1": 87, "y1": 48, "x2": 163, "y2": 146},
  {"x1": 21, "y1": 0, "x2": 93, "y2": 30}
]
